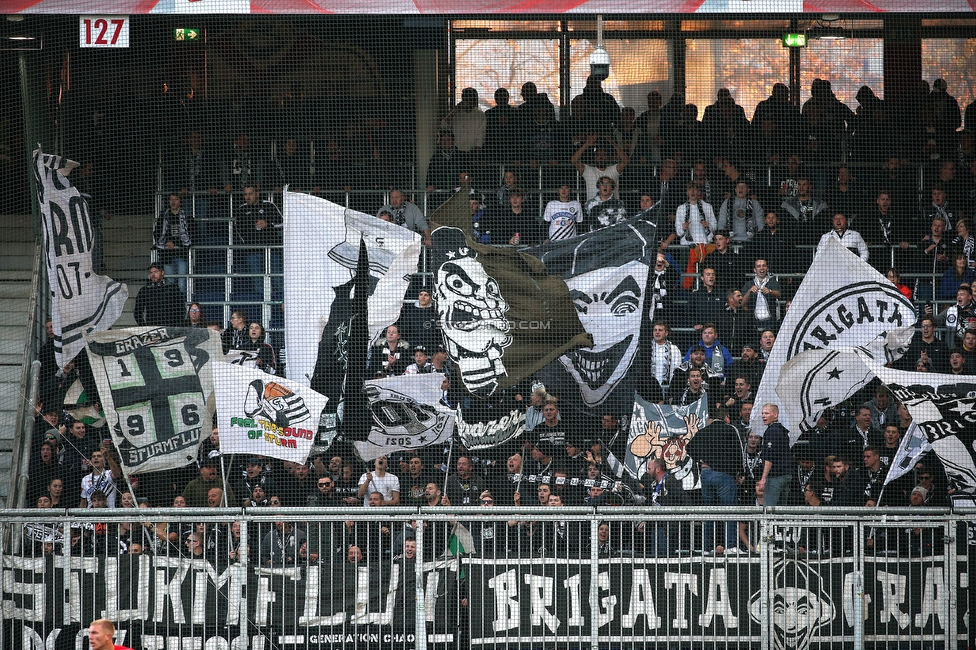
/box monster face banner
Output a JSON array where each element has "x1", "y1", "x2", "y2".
[{"x1": 430, "y1": 226, "x2": 590, "y2": 401}]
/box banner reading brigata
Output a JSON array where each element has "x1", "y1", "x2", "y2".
[
  {"x1": 34, "y1": 148, "x2": 128, "y2": 370},
  {"x1": 214, "y1": 362, "x2": 328, "y2": 464},
  {"x1": 85, "y1": 327, "x2": 222, "y2": 474}
]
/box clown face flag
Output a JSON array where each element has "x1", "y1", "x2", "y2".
[
  {"x1": 353, "y1": 374, "x2": 456, "y2": 461},
  {"x1": 430, "y1": 226, "x2": 591, "y2": 399},
  {"x1": 526, "y1": 220, "x2": 657, "y2": 419},
  {"x1": 215, "y1": 363, "x2": 328, "y2": 464},
  {"x1": 752, "y1": 237, "x2": 915, "y2": 436},
  {"x1": 34, "y1": 149, "x2": 128, "y2": 369},
  {"x1": 625, "y1": 392, "x2": 708, "y2": 489},
  {"x1": 283, "y1": 190, "x2": 421, "y2": 386},
  {"x1": 85, "y1": 327, "x2": 222, "y2": 474},
  {"x1": 857, "y1": 354, "x2": 976, "y2": 496}
]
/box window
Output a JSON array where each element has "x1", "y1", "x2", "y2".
[
  {"x1": 454, "y1": 39, "x2": 560, "y2": 110},
  {"x1": 922, "y1": 39, "x2": 976, "y2": 121},
  {"x1": 686, "y1": 39, "x2": 788, "y2": 121},
  {"x1": 569, "y1": 39, "x2": 672, "y2": 110},
  {"x1": 800, "y1": 39, "x2": 884, "y2": 111}
]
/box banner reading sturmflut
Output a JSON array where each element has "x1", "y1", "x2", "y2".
[
  {"x1": 353, "y1": 374, "x2": 455, "y2": 461},
  {"x1": 283, "y1": 190, "x2": 421, "y2": 386},
  {"x1": 33, "y1": 148, "x2": 127, "y2": 369},
  {"x1": 752, "y1": 238, "x2": 915, "y2": 437},
  {"x1": 85, "y1": 327, "x2": 222, "y2": 474},
  {"x1": 215, "y1": 362, "x2": 328, "y2": 464}
]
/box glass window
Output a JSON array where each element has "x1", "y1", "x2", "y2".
[
  {"x1": 454, "y1": 39, "x2": 561, "y2": 110},
  {"x1": 569, "y1": 39, "x2": 672, "y2": 110},
  {"x1": 686, "y1": 39, "x2": 789, "y2": 121},
  {"x1": 800, "y1": 39, "x2": 884, "y2": 111},
  {"x1": 922, "y1": 39, "x2": 976, "y2": 122}
]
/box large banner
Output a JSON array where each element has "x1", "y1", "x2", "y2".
[
  {"x1": 2, "y1": 549, "x2": 458, "y2": 650},
  {"x1": 85, "y1": 327, "x2": 222, "y2": 474},
  {"x1": 214, "y1": 363, "x2": 329, "y2": 464},
  {"x1": 466, "y1": 555, "x2": 967, "y2": 648},
  {"x1": 353, "y1": 374, "x2": 456, "y2": 461},
  {"x1": 283, "y1": 190, "x2": 421, "y2": 388},
  {"x1": 527, "y1": 219, "x2": 658, "y2": 425},
  {"x1": 33, "y1": 149, "x2": 128, "y2": 370},
  {"x1": 752, "y1": 238, "x2": 915, "y2": 437}
]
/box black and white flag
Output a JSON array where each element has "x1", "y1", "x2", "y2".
[
  {"x1": 775, "y1": 328, "x2": 914, "y2": 442},
  {"x1": 353, "y1": 374, "x2": 456, "y2": 461},
  {"x1": 85, "y1": 327, "x2": 222, "y2": 474},
  {"x1": 283, "y1": 190, "x2": 421, "y2": 386},
  {"x1": 526, "y1": 220, "x2": 657, "y2": 423},
  {"x1": 858, "y1": 354, "x2": 976, "y2": 495},
  {"x1": 33, "y1": 148, "x2": 127, "y2": 369},
  {"x1": 752, "y1": 237, "x2": 915, "y2": 435}
]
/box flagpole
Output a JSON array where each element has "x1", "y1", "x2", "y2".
[
  {"x1": 219, "y1": 453, "x2": 229, "y2": 507},
  {"x1": 442, "y1": 438, "x2": 454, "y2": 498}
]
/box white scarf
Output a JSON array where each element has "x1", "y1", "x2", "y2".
[{"x1": 752, "y1": 275, "x2": 771, "y2": 321}]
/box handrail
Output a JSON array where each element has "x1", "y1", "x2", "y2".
[{"x1": 7, "y1": 239, "x2": 44, "y2": 511}]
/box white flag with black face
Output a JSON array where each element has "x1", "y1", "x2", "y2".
[
  {"x1": 33, "y1": 148, "x2": 128, "y2": 369},
  {"x1": 752, "y1": 237, "x2": 915, "y2": 436}
]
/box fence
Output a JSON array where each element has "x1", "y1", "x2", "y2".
[{"x1": 2, "y1": 506, "x2": 973, "y2": 650}]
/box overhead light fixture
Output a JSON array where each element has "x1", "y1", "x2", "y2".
[
  {"x1": 810, "y1": 14, "x2": 847, "y2": 41},
  {"x1": 2, "y1": 35, "x2": 42, "y2": 50}
]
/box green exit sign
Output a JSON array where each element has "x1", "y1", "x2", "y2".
[
  {"x1": 174, "y1": 27, "x2": 201, "y2": 42},
  {"x1": 782, "y1": 33, "x2": 807, "y2": 48}
]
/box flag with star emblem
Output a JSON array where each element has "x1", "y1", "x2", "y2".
[
  {"x1": 775, "y1": 328, "x2": 914, "y2": 443},
  {"x1": 283, "y1": 189, "x2": 421, "y2": 388},
  {"x1": 858, "y1": 354, "x2": 976, "y2": 496},
  {"x1": 353, "y1": 374, "x2": 456, "y2": 461},
  {"x1": 752, "y1": 237, "x2": 916, "y2": 436}
]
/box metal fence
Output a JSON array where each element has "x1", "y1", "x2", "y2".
[{"x1": 1, "y1": 506, "x2": 972, "y2": 650}]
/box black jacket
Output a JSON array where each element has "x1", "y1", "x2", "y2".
[
  {"x1": 133, "y1": 281, "x2": 186, "y2": 327},
  {"x1": 686, "y1": 422, "x2": 744, "y2": 477}
]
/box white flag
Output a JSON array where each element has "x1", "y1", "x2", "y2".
[
  {"x1": 775, "y1": 328, "x2": 914, "y2": 443},
  {"x1": 752, "y1": 237, "x2": 915, "y2": 436},
  {"x1": 85, "y1": 327, "x2": 221, "y2": 474},
  {"x1": 353, "y1": 374, "x2": 456, "y2": 462},
  {"x1": 884, "y1": 422, "x2": 931, "y2": 486},
  {"x1": 214, "y1": 362, "x2": 328, "y2": 464},
  {"x1": 34, "y1": 149, "x2": 127, "y2": 369},
  {"x1": 282, "y1": 190, "x2": 421, "y2": 386}
]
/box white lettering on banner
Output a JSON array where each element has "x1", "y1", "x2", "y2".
[
  {"x1": 593, "y1": 571, "x2": 617, "y2": 628},
  {"x1": 1, "y1": 559, "x2": 46, "y2": 622},
  {"x1": 369, "y1": 565, "x2": 399, "y2": 626},
  {"x1": 563, "y1": 573, "x2": 585, "y2": 627},
  {"x1": 424, "y1": 569, "x2": 440, "y2": 623},
  {"x1": 103, "y1": 556, "x2": 151, "y2": 621},
  {"x1": 350, "y1": 566, "x2": 371, "y2": 625},
  {"x1": 700, "y1": 567, "x2": 737, "y2": 629},
  {"x1": 488, "y1": 569, "x2": 520, "y2": 631},
  {"x1": 915, "y1": 567, "x2": 947, "y2": 629},
  {"x1": 842, "y1": 571, "x2": 870, "y2": 625},
  {"x1": 524, "y1": 574, "x2": 559, "y2": 631},
  {"x1": 621, "y1": 569, "x2": 662, "y2": 630},
  {"x1": 875, "y1": 571, "x2": 911, "y2": 628},
  {"x1": 298, "y1": 566, "x2": 346, "y2": 626},
  {"x1": 20, "y1": 625, "x2": 60, "y2": 650},
  {"x1": 66, "y1": 557, "x2": 99, "y2": 624},
  {"x1": 153, "y1": 560, "x2": 190, "y2": 624},
  {"x1": 665, "y1": 572, "x2": 697, "y2": 629}
]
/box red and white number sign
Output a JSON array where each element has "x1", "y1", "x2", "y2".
[{"x1": 79, "y1": 16, "x2": 129, "y2": 48}]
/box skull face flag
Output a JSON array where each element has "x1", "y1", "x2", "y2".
[{"x1": 430, "y1": 226, "x2": 591, "y2": 399}]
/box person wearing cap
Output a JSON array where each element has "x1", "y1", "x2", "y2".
[
  {"x1": 133, "y1": 262, "x2": 186, "y2": 327},
  {"x1": 729, "y1": 341, "x2": 764, "y2": 388},
  {"x1": 183, "y1": 460, "x2": 237, "y2": 508},
  {"x1": 670, "y1": 344, "x2": 720, "y2": 400},
  {"x1": 404, "y1": 346, "x2": 432, "y2": 374},
  {"x1": 232, "y1": 456, "x2": 274, "y2": 506}
]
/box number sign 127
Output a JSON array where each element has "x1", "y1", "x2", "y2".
[{"x1": 80, "y1": 16, "x2": 129, "y2": 48}]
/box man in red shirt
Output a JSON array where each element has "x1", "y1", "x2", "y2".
[{"x1": 88, "y1": 619, "x2": 134, "y2": 650}]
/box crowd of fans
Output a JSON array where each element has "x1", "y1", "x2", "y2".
[{"x1": 24, "y1": 75, "x2": 976, "y2": 563}]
